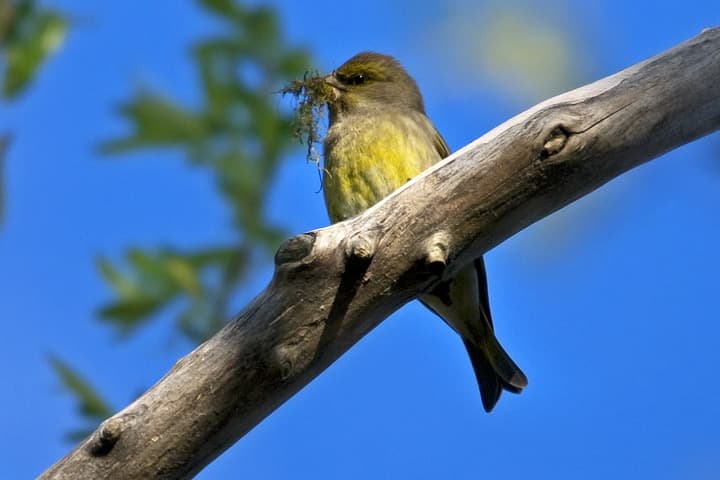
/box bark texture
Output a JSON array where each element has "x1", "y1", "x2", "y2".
[{"x1": 40, "y1": 28, "x2": 720, "y2": 480}]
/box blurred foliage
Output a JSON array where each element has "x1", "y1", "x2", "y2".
[
  {"x1": 52, "y1": 0, "x2": 311, "y2": 437},
  {"x1": 429, "y1": 0, "x2": 609, "y2": 260},
  {"x1": 429, "y1": 0, "x2": 589, "y2": 102},
  {"x1": 95, "y1": 247, "x2": 246, "y2": 340},
  {"x1": 48, "y1": 356, "x2": 113, "y2": 442},
  {"x1": 0, "y1": 0, "x2": 66, "y2": 228},
  {"x1": 0, "y1": 0, "x2": 66, "y2": 99}
]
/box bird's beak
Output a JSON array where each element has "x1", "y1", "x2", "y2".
[
  {"x1": 324, "y1": 73, "x2": 343, "y2": 89},
  {"x1": 323, "y1": 73, "x2": 345, "y2": 100}
]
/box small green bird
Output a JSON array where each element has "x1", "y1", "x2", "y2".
[{"x1": 321, "y1": 52, "x2": 527, "y2": 411}]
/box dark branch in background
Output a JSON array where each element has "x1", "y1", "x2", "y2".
[{"x1": 39, "y1": 28, "x2": 720, "y2": 480}]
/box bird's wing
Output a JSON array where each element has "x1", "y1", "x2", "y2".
[
  {"x1": 431, "y1": 125, "x2": 451, "y2": 160},
  {"x1": 474, "y1": 257, "x2": 494, "y2": 328},
  {"x1": 424, "y1": 117, "x2": 493, "y2": 326},
  {"x1": 411, "y1": 110, "x2": 450, "y2": 164}
]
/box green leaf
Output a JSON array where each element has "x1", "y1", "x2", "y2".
[
  {"x1": 165, "y1": 256, "x2": 201, "y2": 297},
  {"x1": 126, "y1": 249, "x2": 201, "y2": 295},
  {"x1": 97, "y1": 295, "x2": 169, "y2": 330},
  {"x1": 186, "y1": 246, "x2": 242, "y2": 268},
  {"x1": 2, "y1": 5, "x2": 66, "y2": 99},
  {"x1": 95, "y1": 256, "x2": 139, "y2": 298},
  {"x1": 96, "y1": 249, "x2": 211, "y2": 333},
  {"x1": 48, "y1": 355, "x2": 113, "y2": 420},
  {"x1": 98, "y1": 93, "x2": 207, "y2": 154},
  {"x1": 126, "y1": 248, "x2": 162, "y2": 277},
  {"x1": 199, "y1": 0, "x2": 242, "y2": 21}
]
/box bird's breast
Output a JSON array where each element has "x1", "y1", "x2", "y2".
[{"x1": 323, "y1": 112, "x2": 440, "y2": 223}]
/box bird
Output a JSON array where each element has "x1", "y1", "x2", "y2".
[{"x1": 321, "y1": 52, "x2": 527, "y2": 411}]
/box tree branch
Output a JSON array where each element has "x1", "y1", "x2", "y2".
[{"x1": 40, "y1": 28, "x2": 720, "y2": 479}]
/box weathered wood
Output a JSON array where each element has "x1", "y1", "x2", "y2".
[{"x1": 40, "y1": 28, "x2": 720, "y2": 480}]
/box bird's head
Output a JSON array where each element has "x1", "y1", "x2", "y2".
[{"x1": 324, "y1": 52, "x2": 425, "y2": 121}]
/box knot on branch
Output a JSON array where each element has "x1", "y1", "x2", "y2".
[
  {"x1": 540, "y1": 126, "x2": 569, "y2": 160},
  {"x1": 271, "y1": 345, "x2": 296, "y2": 380},
  {"x1": 87, "y1": 417, "x2": 124, "y2": 457},
  {"x1": 275, "y1": 233, "x2": 316, "y2": 265},
  {"x1": 270, "y1": 325, "x2": 321, "y2": 380},
  {"x1": 344, "y1": 231, "x2": 378, "y2": 264},
  {"x1": 423, "y1": 231, "x2": 451, "y2": 276}
]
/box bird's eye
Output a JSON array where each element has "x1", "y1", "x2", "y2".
[
  {"x1": 347, "y1": 73, "x2": 366, "y2": 85},
  {"x1": 336, "y1": 72, "x2": 367, "y2": 86}
]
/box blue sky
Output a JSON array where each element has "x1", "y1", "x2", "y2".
[{"x1": 2, "y1": 1, "x2": 719, "y2": 478}]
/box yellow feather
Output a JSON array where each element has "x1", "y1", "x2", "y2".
[{"x1": 323, "y1": 112, "x2": 440, "y2": 223}]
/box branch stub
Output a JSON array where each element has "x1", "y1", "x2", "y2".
[
  {"x1": 87, "y1": 417, "x2": 124, "y2": 457},
  {"x1": 275, "y1": 233, "x2": 316, "y2": 265},
  {"x1": 344, "y1": 232, "x2": 378, "y2": 263}
]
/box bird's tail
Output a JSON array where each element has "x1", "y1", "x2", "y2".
[{"x1": 464, "y1": 335, "x2": 527, "y2": 412}]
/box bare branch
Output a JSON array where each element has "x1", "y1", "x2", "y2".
[{"x1": 40, "y1": 28, "x2": 720, "y2": 480}]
